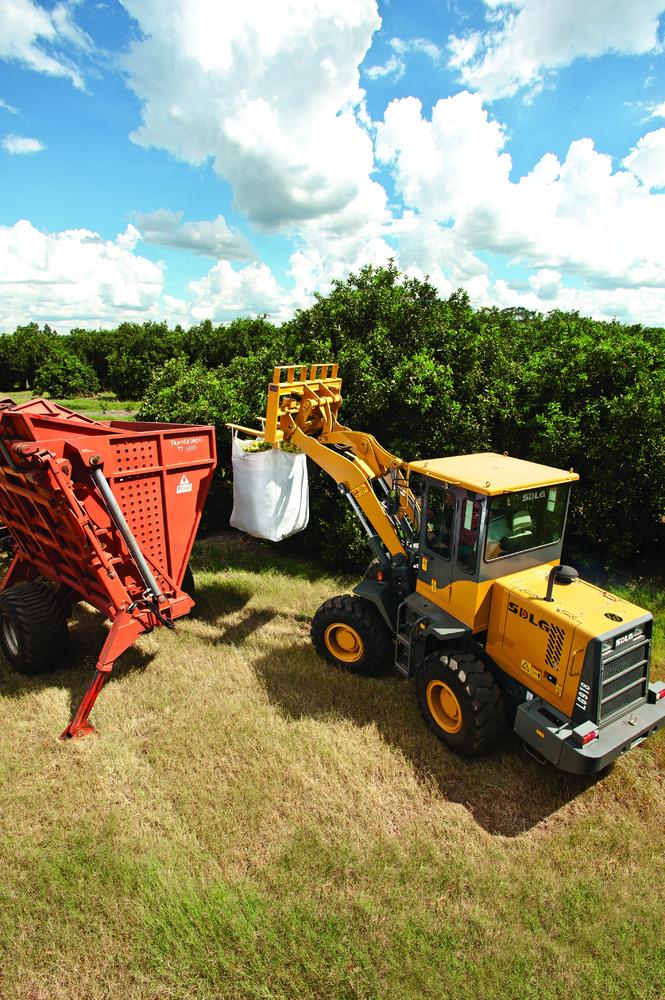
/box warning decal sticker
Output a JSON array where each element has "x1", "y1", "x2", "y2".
[
  {"x1": 176, "y1": 474, "x2": 193, "y2": 494},
  {"x1": 520, "y1": 658, "x2": 542, "y2": 682}
]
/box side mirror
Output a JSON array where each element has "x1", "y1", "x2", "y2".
[{"x1": 544, "y1": 564, "x2": 578, "y2": 602}]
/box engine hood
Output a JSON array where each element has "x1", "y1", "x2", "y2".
[{"x1": 499, "y1": 565, "x2": 650, "y2": 640}]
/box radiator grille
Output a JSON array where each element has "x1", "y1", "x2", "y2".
[
  {"x1": 600, "y1": 639, "x2": 649, "y2": 722},
  {"x1": 602, "y1": 643, "x2": 645, "y2": 679}
]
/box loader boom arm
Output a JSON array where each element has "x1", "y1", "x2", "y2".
[{"x1": 234, "y1": 365, "x2": 419, "y2": 565}]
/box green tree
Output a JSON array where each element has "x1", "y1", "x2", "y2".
[
  {"x1": 33, "y1": 351, "x2": 100, "y2": 398},
  {"x1": 68, "y1": 327, "x2": 116, "y2": 389},
  {"x1": 106, "y1": 322, "x2": 184, "y2": 399},
  {"x1": 3, "y1": 323, "x2": 62, "y2": 389},
  {"x1": 183, "y1": 316, "x2": 278, "y2": 369}
]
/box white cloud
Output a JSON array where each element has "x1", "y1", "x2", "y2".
[
  {"x1": 648, "y1": 100, "x2": 665, "y2": 118},
  {"x1": 376, "y1": 92, "x2": 665, "y2": 298},
  {"x1": 366, "y1": 35, "x2": 441, "y2": 81},
  {"x1": 0, "y1": 220, "x2": 164, "y2": 331},
  {"x1": 376, "y1": 93, "x2": 511, "y2": 222},
  {"x1": 136, "y1": 209, "x2": 255, "y2": 260},
  {"x1": 0, "y1": 0, "x2": 91, "y2": 90},
  {"x1": 166, "y1": 222, "x2": 400, "y2": 326},
  {"x1": 0, "y1": 99, "x2": 18, "y2": 114},
  {"x1": 285, "y1": 226, "x2": 395, "y2": 307},
  {"x1": 366, "y1": 54, "x2": 405, "y2": 82},
  {"x1": 185, "y1": 260, "x2": 286, "y2": 322},
  {"x1": 623, "y1": 128, "x2": 665, "y2": 188},
  {"x1": 121, "y1": 0, "x2": 386, "y2": 232},
  {"x1": 528, "y1": 268, "x2": 562, "y2": 300},
  {"x1": 389, "y1": 212, "x2": 489, "y2": 285},
  {"x1": 449, "y1": 0, "x2": 665, "y2": 101},
  {"x1": 2, "y1": 134, "x2": 45, "y2": 154},
  {"x1": 489, "y1": 278, "x2": 665, "y2": 327},
  {"x1": 166, "y1": 107, "x2": 665, "y2": 328}
]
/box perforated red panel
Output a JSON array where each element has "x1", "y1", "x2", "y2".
[
  {"x1": 113, "y1": 474, "x2": 168, "y2": 572},
  {"x1": 112, "y1": 437, "x2": 159, "y2": 474}
]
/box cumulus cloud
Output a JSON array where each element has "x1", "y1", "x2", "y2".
[
  {"x1": 448, "y1": 0, "x2": 665, "y2": 101},
  {"x1": 365, "y1": 36, "x2": 441, "y2": 81},
  {"x1": 2, "y1": 134, "x2": 45, "y2": 154},
  {"x1": 489, "y1": 278, "x2": 665, "y2": 327},
  {"x1": 0, "y1": 220, "x2": 164, "y2": 331},
  {"x1": 528, "y1": 268, "x2": 562, "y2": 300},
  {"x1": 286, "y1": 225, "x2": 396, "y2": 307},
  {"x1": 159, "y1": 222, "x2": 400, "y2": 328},
  {"x1": 0, "y1": 0, "x2": 92, "y2": 90},
  {"x1": 184, "y1": 260, "x2": 287, "y2": 322},
  {"x1": 623, "y1": 128, "x2": 665, "y2": 188},
  {"x1": 136, "y1": 209, "x2": 255, "y2": 260},
  {"x1": 120, "y1": 0, "x2": 386, "y2": 232},
  {"x1": 377, "y1": 92, "x2": 511, "y2": 221},
  {"x1": 376, "y1": 91, "x2": 665, "y2": 297}
]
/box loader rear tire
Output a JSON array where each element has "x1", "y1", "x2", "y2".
[
  {"x1": 416, "y1": 649, "x2": 504, "y2": 756},
  {"x1": 311, "y1": 595, "x2": 391, "y2": 676},
  {"x1": 0, "y1": 580, "x2": 69, "y2": 675}
]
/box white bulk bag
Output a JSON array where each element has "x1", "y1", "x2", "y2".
[{"x1": 229, "y1": 435, "x2": 309, "y2": 542}]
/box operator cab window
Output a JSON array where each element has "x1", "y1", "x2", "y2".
[
  {"x1": 425, "y1": 486, "x2": 455, "y2": 560},
  {"x1": 458, "y1": 497, "x2": 482, "y2": 575},
  {"x1": 485, "y1": 484, "x2": 569, "y2": 561}
]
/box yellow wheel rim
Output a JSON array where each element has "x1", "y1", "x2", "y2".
[
  {"x1": 324, "y1": 623, "x2": 364, "y2": 663},
  {"x1": 426, "y1": 680, "x2": 463, "y2": 734}
]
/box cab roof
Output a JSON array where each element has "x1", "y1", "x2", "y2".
[{"x1": 407, "y1": 452, "x2": 579, "y2": 496}]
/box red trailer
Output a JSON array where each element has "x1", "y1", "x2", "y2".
[{"x1": 0, "y1": 398, "x2": 216, "y2": 739}]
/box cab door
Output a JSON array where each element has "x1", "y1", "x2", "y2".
[{"x1": 418, "y1": 483, "x2": 457, "y2": 604}]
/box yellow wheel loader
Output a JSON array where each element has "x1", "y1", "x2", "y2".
[{"x1": 237, "y1": 364, "x2": 665, "y2": 774}]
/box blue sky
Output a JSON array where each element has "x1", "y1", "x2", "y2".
[{"x1": 0, "y1": 0, "x2": 664, "y2": 330}]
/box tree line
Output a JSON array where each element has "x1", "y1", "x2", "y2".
[{"x1": 2, "y1": 263, "x2": 663, "y2": 569}]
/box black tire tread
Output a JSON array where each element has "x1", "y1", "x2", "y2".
[
  {"x1": 416, "y1": 649, "x2": 504, "y2": 756},
  {"x1": 0, "y1": 580, "x2": 69, "y2": 675},
  {"x1": 181, "y1": 564, "x2": 196, "y2": 599},
  {"x1": 311, "y1": 594, "x2": 391, "y2": 676},
  {"x1": 180, "y1": 564, "x2": 197, "y2": 617}
]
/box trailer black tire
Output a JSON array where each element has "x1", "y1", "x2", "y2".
[
  {"x1": 416, "y1": 649, "x2": 504, "y2": 756},
  {"x1": 0, "y1": 580, "x2": 69, "y2": 675},
  {"x1": 181, "y1": 565, "x2": 196, "y2": 602},
  {"x1": 311, "y1": 594, "x2": 391, "y2": 676},
  {"x1": 180, "y1": 564, "x2": 198, "y2": 618}
]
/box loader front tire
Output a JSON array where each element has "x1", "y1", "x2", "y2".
[
  {"x1": 0, "y1": 580, "x2": 69, "y2": 675},
  {"x1": 416, "y1": 649, "x2": 504, "y2": 756},
  {"x1": 311, "y1": 595, "x2": 391, "y2": 676}
]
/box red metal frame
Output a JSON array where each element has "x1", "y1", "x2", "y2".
[{"x1": 0, "y1": 398, "x2": 216, "y2": 739}]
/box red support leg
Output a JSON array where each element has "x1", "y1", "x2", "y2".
[
  {"x1": 60, "y1": 669, "x2": 109, "y2": 741},
  {"x1": 59, "y1": 610, "x2": 149, "y2": 742}
]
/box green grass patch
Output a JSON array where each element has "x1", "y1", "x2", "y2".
[
  {"x1": 0, "y1": 534, "x2": 663, "y2": 999},
  {"x1": 613, "y1": 579, "x2": 665, "y2": 666},
  {"x1": 1, "y1": 389, "x2": 137, "y2": 420}
]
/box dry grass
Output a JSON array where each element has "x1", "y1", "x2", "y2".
[{"x1": 0, "y1": 534, "x2": 663, "y2": 1000}]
